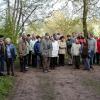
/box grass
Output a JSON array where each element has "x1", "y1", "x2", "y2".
[
  {"x1": 0, "y1": 76, "x2": 15, "y2": 100},
  {"x1": 82, "y1": 78, "x2": 100, "y2": 95}
]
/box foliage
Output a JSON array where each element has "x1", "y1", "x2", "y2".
[
  {"x1": 27, "y1": 11, "x2": 83, "y2": 35},
  {"x1": 0, "y1": 76, "x2": 14, "y2": 100}
]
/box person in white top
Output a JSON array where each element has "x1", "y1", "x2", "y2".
[
  {"x1": 50, "y1": 37, "x2": 59, "y2": 69},
  {"x1": 71, "y1": 38, "x2": 81, "y2": 69},
  {"x1": 30, "y1": 34, "x2": 37, "y2": 67}
]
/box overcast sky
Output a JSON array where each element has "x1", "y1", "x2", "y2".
[{"x1": 0, "y1": 0, "x2": 100, "y2": 20}]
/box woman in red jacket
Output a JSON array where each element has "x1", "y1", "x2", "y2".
[{"x1": 96, "y1": 38, "x2": 100, "y2": 64}]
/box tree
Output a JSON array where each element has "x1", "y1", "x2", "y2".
[{"x1": 83, "y1": 0, "x2": 88, "y2": 38}]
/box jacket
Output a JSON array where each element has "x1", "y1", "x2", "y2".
[
  {"x1": 51, "y1": 41, "x2": 59, "y2": 57},
  {"x1": 97, "y1": 38, "x2": 100, "y2": 54},
  {"x1": 34, "y1": 41, "x2": 41, "y2": 55},
  {"x1": 18, "y1": 39, "x2": 28, "y2": 56},
  {"x1": 41, "y1": 39, "x2": 52, "y2": 57},
  {"x1": 88, "y1": 38, "x2": 96, "y2": 52},
  {"x1": 59, "y1": 40, "x2": 66, "y2": 54},
  {"x1": 0, "y1": 44, "x2": 5, "y2": 57},
  {"x1": 5, "y1": 44, "x2": 17, "y2": 61},
  {"x1": 71, "y1": 43, "x2": 81, "y2": 56}
]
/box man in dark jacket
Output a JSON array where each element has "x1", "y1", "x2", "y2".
[
  {"x1": 66, "y1": 35, "x2": 73, "y2": 65},
  {"x1": 0, "y1": 35, "x2": 5, "y2": 76},
  {"x1": 34, "y1": 36, "x2": 43, "y2": 68}
]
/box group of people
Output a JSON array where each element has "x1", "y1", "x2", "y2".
[{"x1": 0, "y1": 32, "x2": 100, "y2": 75}]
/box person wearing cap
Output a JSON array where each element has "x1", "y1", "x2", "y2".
[
  {"x1": 41, "y1": 33, "x2": 52, "y2": 73},
  {"x1": 0, "y1": 35, "x2": 5, "y2": 76},
  {"x1": 5, "y1": 38, "x2": 17, "y2": 76}
]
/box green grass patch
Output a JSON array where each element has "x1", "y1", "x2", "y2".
[
  {"x1": 0, "y1": 76, "x2": 15, "y2": 100},
  {"x1": 82, "y1": 78, "x2": 100, "y2": 95}
]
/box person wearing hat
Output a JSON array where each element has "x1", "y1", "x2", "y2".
[{"x1": 0, "y1": 35, "x2": 5, "y2": 76}]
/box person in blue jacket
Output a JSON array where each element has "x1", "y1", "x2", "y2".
[
  {"x1": 34, "y1": 36, "x2": 43, "y2": 68},
  {"x1": 5, "y1": 38, "x2": 17, "y2": 76}
]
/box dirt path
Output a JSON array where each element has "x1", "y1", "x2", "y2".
[{"x1": 8, "y1": 66, "x2": 100, "y2": 100}]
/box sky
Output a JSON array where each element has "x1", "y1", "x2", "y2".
[{"x1": 0, "y1": 0, "x2": 100, "y2": 20}]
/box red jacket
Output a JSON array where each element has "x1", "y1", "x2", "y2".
[{"x1": 97, "y1": 38, "x2": 100, "y2": 54}]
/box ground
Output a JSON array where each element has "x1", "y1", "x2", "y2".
[{"x1": 8, "y1": 65, "x2": 100, "y2": 100}]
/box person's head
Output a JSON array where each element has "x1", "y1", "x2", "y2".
[
  {"x1": 75, "y1": 38, "x2": 80, "y2": 44},
  {"x1": 32, "y1": 33, "x2": 36, "y2": 39},
  {"x1": 50, "y1": 36, "x2": 55, "y2": 41},
  {"x1": 60, "y1": 36, "x2": 65, "y2": 41},
  {"x1": 36, "y1": 35, "x2": 41, "y2": 42},
  {"x1": 53, "y1": 33, "x2": 57, "y2": 40},
  {"x1": 0, "y1": 35, "x2": 4, "y2": 45},
  {"x1": 67, "y1": 35, "x2": 71, "y2": 39},
  {"x1": 21, "y1": 34, "x2": 27, "y2": 41},
  {"x1": 88, "y1": 33, "x2": 93, "y2": 39},
  {"x1": 83, "y1": 39, "x2": 88, "y2": 47},
  {"x1": 45, "y1": 33, "x2": 50, "y2": 39},
  {"x1": 5, "y1": 38, "x2": 11, "y2": 44},
  {"x1": 27, "y1": 34, "x2": 31, "y2": 41},
  {"x1": 72, "y1": 32, "x2": 76, "y2": 37}
]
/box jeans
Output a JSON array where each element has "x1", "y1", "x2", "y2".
[
  {"x1": 36, "y1": 54, "x2": 43, "y2": 68},
  {"x1": 90, "y1": 50, "x2": 95, "y2": 67},
  {"x1": 83, "y1": 58, "x2": 90, "y2": 70},
  {"x1": 0, "y1": 56, "x2": 4, "y2": 73}
]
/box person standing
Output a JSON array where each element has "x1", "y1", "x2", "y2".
[
  {"x1": 30, "y1": 34, "x2": 37, "y2": 68},
  {"x1": 41, "y1": 33, "x2": 52, "y2": 73},
  {"x1": 96, "y1": 37, "x2": 100, "y2": 64},
  {"x1": 58, "y1": 36, "x2": 66, "y2": 66},
  {"x1": 71, "y1": 39, "x2": 81, "y2": 69},
  {"x1": 34, "y1": 36, "x2": 43, "y2": 68},
  {"x1": 81, "y1": 40, "x2": 91, "y2": 71},
  {"x1": 26, "y1": 34, "x2": 32, "y2": 66},
  {"x1": 18, "y1": 34, "x2": 28, "y2": 72},
  {"x1": 88, "y1": 33, "x2": 96, "y2": 69},
  {"x1": 5, "y1": 38, "x2": 17, "y2": 76},
  {"x1": 50, "y1": 36, "x2": 59, "y2": 70},
  {"x1": 0, "y1": 35, "x2": 5, "y2": 76},
  {"x1": 66, "y1": 35, "x2": 73, "y2": 65}
]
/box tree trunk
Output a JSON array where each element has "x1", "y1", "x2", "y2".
[{"x1": 83, "y1": 0, "x2": 88, "y2": 38}]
